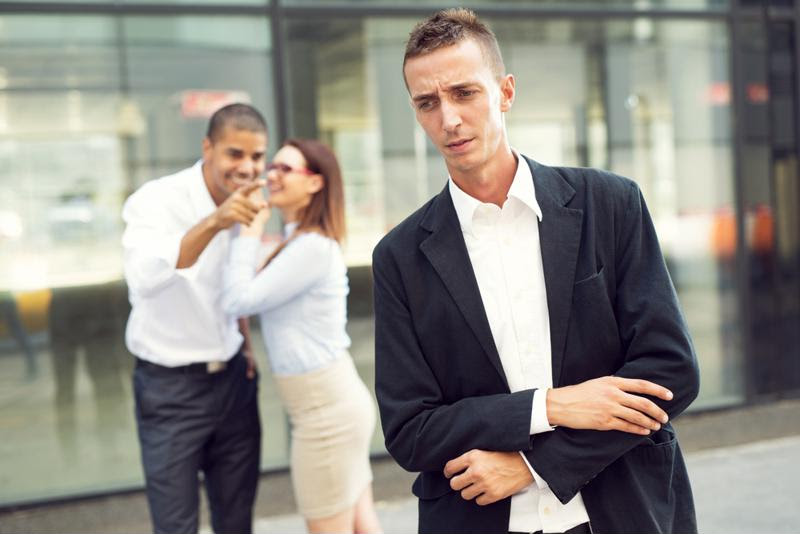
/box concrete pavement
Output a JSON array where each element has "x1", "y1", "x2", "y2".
[{"x1": 252, "y1": 435, "x2": 800, "y2": 534}]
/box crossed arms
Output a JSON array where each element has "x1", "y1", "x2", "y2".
[
  {"x1": 442, "y1": 377, "x2": 673, "y2": 506},
  {"x1": 373, "y1": 182, "x2": 699, "y2": 507}
]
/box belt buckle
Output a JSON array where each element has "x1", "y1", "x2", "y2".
[{"x1": 206, "y1": 361, "x2": 226, "y2": 374}]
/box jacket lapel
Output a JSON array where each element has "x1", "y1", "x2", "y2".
[
  {"x1": 525, "y1": 157, "x2": 583, "y2": 387},
  {"x1": 419, "y1": 187, "x2": 510, "y2": 391}
]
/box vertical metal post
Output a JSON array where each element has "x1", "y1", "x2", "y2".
[
  {"x1": 729, "y1": 1, "x2": 757, "y2": 402},
  {"x1": 270, "y1": 0, "x2": 289, "y2": 145},
  {"x1": 795, "y1": 0, "x2": 800, "y2": 170}
]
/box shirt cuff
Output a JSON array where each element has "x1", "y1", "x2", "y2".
[
  {"x1": 530, "y1": 388, "x2": 556, "y2": 435},
  {"x1": 165, "y1": 233, "x2": 200, "y2": 281},
  {"x1": 518, "y1": 451, "x2": 549, "y2": 490}
]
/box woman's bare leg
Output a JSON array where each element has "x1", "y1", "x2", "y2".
[
  {"x1": 353, "y1": 484, "x2": 383, "y2": 534},
  {"x1": 306, "y1": 507, "x2": 355, "y2": 534}
]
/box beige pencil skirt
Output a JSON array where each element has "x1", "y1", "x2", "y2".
[{"x1": 274, "y1": 355, "x2": 376, "y2": 520}]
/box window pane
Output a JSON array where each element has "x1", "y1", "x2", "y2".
[
  {"x1": 282, "y1": 0, "x2": 727, "y2": 8},
  {"x1": 126, "y1": 0, "x2": 267, "y2": 4},
  {"x1": 123, "y1": 15, "x2": 275, "y2": 183},
  {"x1": 500, "y1": 19, "x2": 741, "y2": 409},
  {"x1": 0, "y1": 13, "x2": 277, "y2": 505},
  {"x1": 283, "y1": 15, "x2": 742, "y2": 417},
  {"x1": 737, "y1": 20, "x2": 800, "y2": 396},
  {"x1": 8, "y1": 0, "x2": 266, "y2": 3}
]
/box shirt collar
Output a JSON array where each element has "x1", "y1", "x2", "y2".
[
  {"x1": 507, "y1": 149, "x2": 543, "y2": 222},
  {"x1": 448, "y1": 148, "x2": 543, "y2": 237},
  {"x1": 449, "y1": 173, "x2": 483, "y2": 238}
]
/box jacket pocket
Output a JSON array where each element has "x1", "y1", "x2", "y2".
[
  {"x1": 563, "y1": 266, "x2": 623, "y2": 381},
  {"x1": 412, "y1": 471, "x2": 454, "y2": 500},
  {"x1": 574, "y1": 264, "x2": 605, "y2": 288},
  {"x1": 641, "y1": 424, "x2": 677, "y2": 448},
  {"x1": 625, "y1": 424, "x2": 678, "y2": 505}
]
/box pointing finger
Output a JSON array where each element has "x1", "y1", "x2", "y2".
[{"x1": 239, "y1": 179, "x2": 266, "y2": 194}]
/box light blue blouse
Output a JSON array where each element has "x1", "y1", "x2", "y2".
[{"x1": 222, "y1": 225, "x2": 351, "y2": 375}]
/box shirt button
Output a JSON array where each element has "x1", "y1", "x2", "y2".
[{"x1": 543, "y1": 506, "x2": 551, "y2": 516}]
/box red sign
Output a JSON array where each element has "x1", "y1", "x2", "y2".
[
  {"x1": 746, "y1": 83, "x2": 769, "y2": 104},
  {"x1": 706, "y1": 82, "x2": 730, "y2": 106},
  {"x1": 180, "y1": 90, "x2": 252, "y2": 118}
]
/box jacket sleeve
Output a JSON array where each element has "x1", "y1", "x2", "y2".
[
  {"x1": 373, "y1": 240, "x2": 535, "y2": 473},
  {"x1": 524, "y1": 181, "x2": 700, "y2": 504}
]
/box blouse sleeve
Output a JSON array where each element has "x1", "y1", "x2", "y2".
[{"x1": 222, "y1": 231, "x2": 335, "y2": 317}]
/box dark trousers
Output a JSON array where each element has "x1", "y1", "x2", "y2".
[
  {"x1": 134, "y1": 352, "x2": 261, "y2": 534},
  {"x1": 509, "y1": 522, "x2": 592, "y2": 534}
]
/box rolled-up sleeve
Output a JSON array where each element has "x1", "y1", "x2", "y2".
[{"x1": 121, "y1": 187, "x2": 193, "y2": 297}]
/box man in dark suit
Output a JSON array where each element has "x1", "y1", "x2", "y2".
[{"x1": 373, "y1": 8, "x2": 700, "y2": 534}]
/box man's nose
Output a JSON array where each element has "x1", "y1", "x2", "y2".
[
  {"x1": 441, "y1": 99, "x2": 461, "y2": 132},
  {"x1": 236, "y1": 158, "x2": 255, "y2": 176}
]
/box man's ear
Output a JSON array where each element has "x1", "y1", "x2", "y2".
[
  {"x1": 202, "y1": 137, "x2": 213, "y2": 160},
  {"x1": 500, "y1": 74, "x2": 516, "y2": 112}
]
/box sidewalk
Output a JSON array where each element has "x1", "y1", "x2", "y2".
[
  {"x1": 2, "y1": 429, "x2": 798, "y2": 533},
  {"x1": 252, "y1": 435, "x2": 800, "y2": 534}
]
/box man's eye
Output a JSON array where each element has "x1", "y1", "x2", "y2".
[
  {"x1": 418, "y1": 100, "x2": 435, "y2": 111},
  {"x1": 458, "y1": 90, "x2": 475, "y2": 98}
]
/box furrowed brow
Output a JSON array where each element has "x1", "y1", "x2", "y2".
[
  {"x1": 411, "y1": 92, "x2": 436, "y2": 103},
  {"x1": 447, "y1": 82, "x2": 478, "y2": 92}
]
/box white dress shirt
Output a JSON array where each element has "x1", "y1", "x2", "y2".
[
  {"x1": 122, "y1": 161, "x2": 243, "y2": 366},
  {"x1": 222, "y1": 225, "x2": 351, "y2": 376},
  {"x1": 448, "y1": 150, "x2": 590, "y2": 533}
]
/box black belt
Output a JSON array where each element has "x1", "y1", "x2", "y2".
[
  {"x1": 509, "y1": 522, "x2": 591, "y2": 534},
  {"x1": 136, "y1": 352, "x2": 240, "y2": 375}
]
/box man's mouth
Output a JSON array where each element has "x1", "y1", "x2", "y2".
[
  {"x1": 228, "y1": 173, "x2": 255, "y2": 183},
  {"x1": 446, "y1": 138, "x2": 473, "y2": 149}
]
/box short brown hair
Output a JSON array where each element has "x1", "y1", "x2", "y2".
[
  {"x1": 286, "y1": 138, "x2": 346, "y2": 243},
  {"x1": 403, "y1": 8, "x2": 505, "y2": 83}
]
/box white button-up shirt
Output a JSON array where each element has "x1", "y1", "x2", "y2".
[
  {"x1": 448, "y1": 150, "x2": 590, "y2": 533},
  {"x1": 122, "y1": 161, "x2": 243, "y2": 366}
]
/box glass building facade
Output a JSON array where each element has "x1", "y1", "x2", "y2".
[{"x1": 0, "y1": 0, "x2": 798, "y2": 506}]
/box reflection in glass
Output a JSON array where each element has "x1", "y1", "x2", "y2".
[
  {"x1": 505, "y1": 20, "x2": 740, "y2": 408},
  {"x1": 283, "y1": 16, "x2": 740, "y2": 413},
  {"x1": 737, "y1": 20, "x2": 800, "y2": 396},
  {"x1": 0, "y1": 13, "x2": 277, "y2": 505},
  {"x1": 282, "y1": 0, "x2": 728, "y2": 7}
]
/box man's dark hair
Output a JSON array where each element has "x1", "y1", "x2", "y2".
[
  {"x1": 206, "y1": 103, "x2": 268, "y2": 142},
  {"x1": 403, "y1": 8, "x2": 505, "y2": 83}
]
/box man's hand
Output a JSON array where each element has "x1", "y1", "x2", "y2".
[
  {"x1": 243, "y1": 347, "x2": 257, "y2": 379},
  {"x1": 210, "y1": 180, "x2": 266, "y2": 230},
  {"x1": 444, "y1": 450, "x2": 534, "y2": 506},
  {"x1": 238, "y1": 318, "x2": 257, "y2": 380},
  {"x1": 177, "y1": 181, "x2": 267, "y2": 270},
  {"x1": 547, "y1": 376, "x2": 672, "y2": 435}
]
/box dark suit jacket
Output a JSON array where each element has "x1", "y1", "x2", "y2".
[{"x1": 372, "y1": 157, "x2": 700, "y2": 534}]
